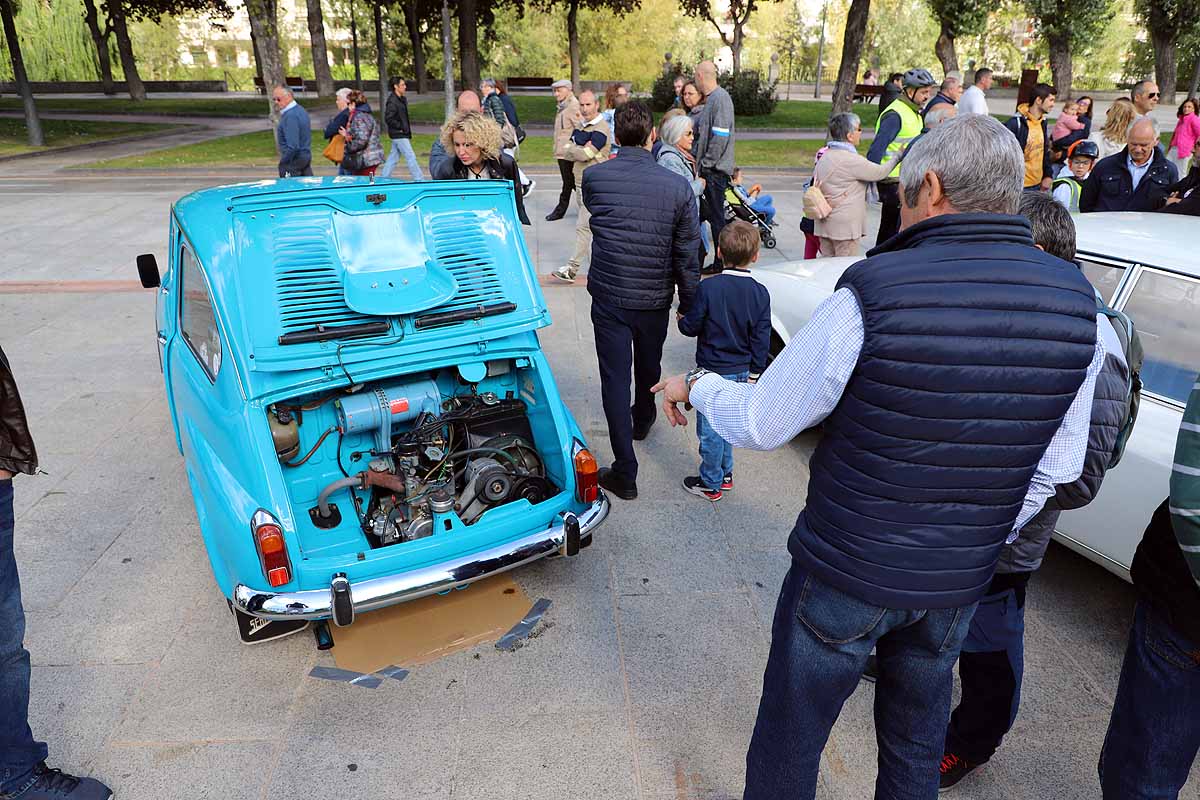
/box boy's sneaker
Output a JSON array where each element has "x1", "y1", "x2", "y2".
[
  {"x1": 18, "y1": 763, "x2": 113, "y2": 799},
  {"x1": 721, "y1": 474, "x2": 733, "y2": 491},
  {"x1": 938, "y1": 752, "x2": 982, "y2": 792},
  {"x1": 682, "y1": 476, "x2": 722, "y2": 501},
  {"x1": 551, "y1": 266, "x2": 577, "y2": 283}
]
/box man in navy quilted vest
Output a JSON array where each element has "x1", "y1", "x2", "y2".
[{"x1": 653, "y1": 113, "x2": 1105, "y2": 799}]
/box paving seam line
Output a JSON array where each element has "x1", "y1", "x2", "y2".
[{"x1": 0, "y1": 125, "x2": 205, "y2": 164}]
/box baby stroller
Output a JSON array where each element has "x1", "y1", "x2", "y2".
[{"x1": 724, "y1": 185, "x2": 777, "y2": 249}]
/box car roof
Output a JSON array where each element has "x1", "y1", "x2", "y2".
[{"x1": 1073, "y1": 211, "x2": 1198, "y2": 275}]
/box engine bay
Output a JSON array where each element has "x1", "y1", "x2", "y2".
[{"x1": 267, "y1": 359, "x2": 564, "y2": 551}]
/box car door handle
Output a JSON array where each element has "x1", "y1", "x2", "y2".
[{"x1": 157, "y1": 332, "x2": 168, "y2": 345}]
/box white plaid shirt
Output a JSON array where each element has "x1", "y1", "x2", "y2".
[{"x1": 690, "y1": 287, "x2": 1105, "y2": 539}]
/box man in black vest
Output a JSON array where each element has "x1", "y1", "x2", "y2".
[{"x1": 653, "y1": 114, "x2": 1104, "y2": 799}]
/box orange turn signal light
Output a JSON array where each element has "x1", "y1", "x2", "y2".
[{"x1": 574, "y1": 445, "x2": 599, "y2": 504}]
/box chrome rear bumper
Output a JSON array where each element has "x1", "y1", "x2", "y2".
[{"x1": 232, "y1": 496, "x2": 608, "y2": 622}]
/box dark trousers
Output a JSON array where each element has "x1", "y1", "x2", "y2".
[
  {"x1": 745, "y1": 564, "x2": 977, "y2": 799},
  {"x1": 944, "y1": 571, "x2": 1031, "y2": 765},
  {"x1": 700, "y1": 169, "x2": 730, "y2": 269},
  {"x1": 278, "y1": 153, "x2": 313, "y2": 178},
  {"x1": 0, "y1": 479, "x2": 47, "y2": 795},
  {"x1": 876, "y1": 181, "x2": 901, "y2": 246},
  {"x1": 1100, "y1": 600, "x2": 1200, "y2": 799},
  {"x1": 554, "y1": 158, "x2": 576, "y2": 213},
  {"x1": 590, "y1": 298, "x2": 669, "y2": 483}
]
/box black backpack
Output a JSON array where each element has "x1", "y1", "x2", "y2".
[{"x1": 1095, "y1": 295, "x2": 1144, "y2": 468}]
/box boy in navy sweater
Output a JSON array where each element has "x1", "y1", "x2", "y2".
[{"x1": 677, "y1": 220, "x2": 772, "y2": 501}]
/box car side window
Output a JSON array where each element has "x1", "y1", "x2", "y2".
[
  {"x1": 179, "y1": 244, "x2": 222, "y2": 381},
  {"x1": 1078, "y1": 258, "x2": 1126, "y2": 305},
  {"x1": 1119, "y1": 268, "x2": 1200, "y2": 405}
]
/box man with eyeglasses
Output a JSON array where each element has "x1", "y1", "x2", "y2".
[
  {"x1": 1131, "y1": 80, "x2": 1160, "y2": 119},
  {"x1": 1080, "y1": 117, "x2": 1178, "y2": 212},
  {"x1": 273, "y1": 86, "x2": 313, "y2": 178}
]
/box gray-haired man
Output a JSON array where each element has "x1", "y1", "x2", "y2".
[{"x1": 653, "y1": 114, "x2": 1105, "y2": 798}]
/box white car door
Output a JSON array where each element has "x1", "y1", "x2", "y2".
[{"x1": 1054, "y1": 263, "x2": 1199, "y2": 579}]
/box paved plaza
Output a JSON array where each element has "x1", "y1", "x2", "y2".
[{"x1": 1, "y1": 166, "x2": 1197, "y2": 800}]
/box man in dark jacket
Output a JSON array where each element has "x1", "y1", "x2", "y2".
[
  {"x1": 1003, "y1": 82, "x2": 1056, "y2": 191},
  {"x1": 938, "y1": 192, "x2": 1133, "y2": 791},
  {"x1": 380, "y1": 77, "x2": 423, "y2": 180},
  {"x1": 653, "y1": 114, "x2": 1104, "y2": 798},
  {"x1": 1081, "y1": 117, "x2": 1179, "y2": 212},
  {"x1": 1, "y1": 346, "x2": 112, "y2": 799},
  {"x1": 583, "y1": 100, "x2": 700, "y2": 500}
]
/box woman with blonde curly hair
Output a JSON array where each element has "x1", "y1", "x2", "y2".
[
  {"x1": 1088, "y1": 98, "x2": 1137, "y2": 160},
  {"x1": 437, "y1": 110, "x2": 531, "y2": 225}
]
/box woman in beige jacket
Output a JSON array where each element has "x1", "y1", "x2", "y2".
[{"x1": 812, "y1": 112, "x2": 904, "y2": 257}]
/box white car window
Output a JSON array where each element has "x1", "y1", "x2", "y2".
[
  {"x1": 1120, "y1": 268, "x2": 1200, "y2": 405},
  {"x1": 1078, "y1": 258, "x2": 1125, "y2": 304},
  {"x1": 179, "y1": 245, "x2": 222, "y2": 381}
]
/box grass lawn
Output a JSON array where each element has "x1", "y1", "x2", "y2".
[
  {"x1": 0, "y1": 116, "x2": 179, "y2": 157},
  {"x1": 0, "y1": 96, "x2": 326, "y2": 118},
  {"x1": 82, "y1": 128, "x2": 831, "y2": 170},
  {"x1": 407, "y1": 96, "x2": 883, "y2": 130}
]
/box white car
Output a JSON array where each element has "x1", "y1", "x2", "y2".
[{"x1": 754, "y1": 212, "x2": 1199, "y2": 581}]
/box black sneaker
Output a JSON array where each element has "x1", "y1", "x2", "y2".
[
  {"x1": 939, "y1": 752, "x2": 982, "y2": 792},
  {"x1": 860, "y1": 653, "x2": 879, "y2": 683},
  {"x1": 721, "y1": 474, "x2": 733, "y2": 491},
  {"x1": 544, "y1": 208, "x2": 566, "y2": 221},
  {"x1": 682, "y1": 476, "x2": 722, "y2": 501},
  {"x1": 18, "y1": 763, "x2": 112, "y2": 799},
  {"x1": 598, "y1": 467, "x2": 637, "y2": 500},
  {"x1": 632, "y1": 407, "x2": 657, "y2": 441}
]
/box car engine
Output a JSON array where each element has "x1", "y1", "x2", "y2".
[{"x1": 301, "y1": 379, "x2": 555, "y2": 548}]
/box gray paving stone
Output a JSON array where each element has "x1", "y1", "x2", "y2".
[
  {"x1": 27, "y1": 664, "x2": 147, "y2": 770},
  {"x1": 88, "y1": 742, "x2": 274, "y2": 800},
  {"x1": 113, "y1": 594, "x2": 313, "y2": 742},
  {"x1": 631, "y1": 698, "x2": 757, "y2": 799}
]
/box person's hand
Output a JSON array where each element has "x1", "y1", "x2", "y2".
[
  {"x1": 651, "y1": 374, "x2": 691, "y2": 427},
  {"x1": 699, "y1": 177, "x2": 707, "y2": 190},
  {"x1": 1041, "y1": 177, "x2": 1053, "y2": 191},
  {"x1": 1166, "y1": 195, "x2": 1182, "y2": 205},
  {"x1": 676, "y1": 312, "x2": 684, "y2": 322},
  {"x1": 339, "y1": 126, "x2": 350, "y2": 139}
]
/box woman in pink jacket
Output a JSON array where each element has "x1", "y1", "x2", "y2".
[{"x1": 1169, "y1": 97, "x2": 1200, "y2": 174}]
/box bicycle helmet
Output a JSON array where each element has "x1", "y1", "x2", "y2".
[
  {"x1": 902, "y1": 68, "x2": 937, "y2": 89},
  {"x1": 1068, "y1": 140, "x2": 1100, "y2": 160}
]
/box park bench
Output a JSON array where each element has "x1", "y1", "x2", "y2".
[
  {"x1": 506, "y1": 76, "x2": 554, "y2": 93},
  {"x1": 853, "y1": 83, "x2": 884, "y2": 104},
  {"x1": 253, "y1": 76, "x2": 308, "y2": 94}
]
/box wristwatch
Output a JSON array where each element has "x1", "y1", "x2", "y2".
[{"x1": 684, "y1": 366, "x2": 711, "y2": 390}]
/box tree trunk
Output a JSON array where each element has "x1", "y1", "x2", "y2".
[
  {"x1": 246, "y1": 0, "x2": 286, "y2": 127},
  {"x1": 441, "y1": 0, "x2": 453, "y2": 119},
  {"x1": 1188, "y1": 55, "x2": 1200, "y2": 100},
  {"x1": 934, "y1": 24, "x2": 957, "y2": 74},
  {"x1": 249, "y1": 21, "x2": 265, "y2": 90},
  {"x1": 81, "y1": 0, "x2": 116, "y2": 95},
  {"x1": 106, "y1": 0, "x2": 145, "y2": 101},
  {"x1": 831, "y1": 0, "x2": 869, "y2": 113},
  {"x1": 1149, "y1": 23, "x2": 1177, "y2": 103},
  {"x1": 731, "y1": 19, "x2": 744, "y2": 74},
  {"x1": 1046, "y1": 30, "x2": 1072, "y2": 100},
  {"x1": 458, "y1": 0, "x2": 479, "y2": 89},
  {"x1": 404, "y1": 0, "x2": 427, "y2": 93},
  {"x1": 567, "y1": 0, "x2": 580, "y2": 88},
  {"x1": 0, "y1": 0, "x2": 42, "y2": 146},
  {"x1": 374, "y1": 1, "x2": 388, "y2": 111},
  {"x1": 306, "y1": 0, "x2": 335, "y2": 97},
  {"x1": 350, "y1": 0, "x2": 362, "y2": 89}
]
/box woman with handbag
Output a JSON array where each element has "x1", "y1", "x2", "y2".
[
  {"x1": 339, "y1": 90, "x2": 385, "y2": 177},
  {"x1": 437, "y1": 110, "x2": 531, "y2": 226},
  {"x1": 810, "y1": 112, "x2": 905, "y2": 257},
  {"x1": 483, "y1": 78, "x2": 534, "y2": 197}
]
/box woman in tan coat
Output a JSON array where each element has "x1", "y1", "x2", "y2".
[{"x1": 812, "y1": 112, "x2": 904, "y2": 257}]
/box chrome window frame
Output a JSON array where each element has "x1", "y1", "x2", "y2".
[{"x1": 1111, "y1": 263, "x2": 1199, "y2": 411}]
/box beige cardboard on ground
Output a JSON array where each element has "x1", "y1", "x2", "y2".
[{"x1": 330, "y1": 575, "x2": 534, "y2": 673}]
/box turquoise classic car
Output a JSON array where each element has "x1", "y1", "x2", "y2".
[{"x1": 137, "y1": 177, "x2": 609, "y2": 643}]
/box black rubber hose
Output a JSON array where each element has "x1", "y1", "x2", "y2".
[{"x1": 442, "y1": 447, "x2": 518, "y2": 464}]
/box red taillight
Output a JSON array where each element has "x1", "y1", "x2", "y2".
[
  {"x1": 574, "y1": 445, "x2": 599, "y2": 504},
  {"x1": 252, "y1": 514, "x2": 292, "y2": 587}
]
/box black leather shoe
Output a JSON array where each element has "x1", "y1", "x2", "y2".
[
  {"x1": 545, "y1": 208, "x2": 566, "y2": 221},
  {"x1": 632, "y1": 407, "x2": 657, "y2": 441},
  {"x1": 598, "y1": 467, "x2": 637, "y2": 500}
]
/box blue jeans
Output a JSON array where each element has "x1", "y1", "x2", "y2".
[
  {"x1": 1099, "y1": 600, "x2": 1200, "y2": 799},
  {"x1": 0, "y1": 479, "x2": 47, "y2": 795},
  {"x1": 750, "y1": 195, "x2": 775, "y2": 224},
  {"x1": 696, "y1": 371, "x2": 747, "y2": 489},
  {"x1": 745, "y1": 564, "x2": 977, "y2": 800},
  {"x1": 379, "y1": 137, "x2": 424, "y2": 180}
]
